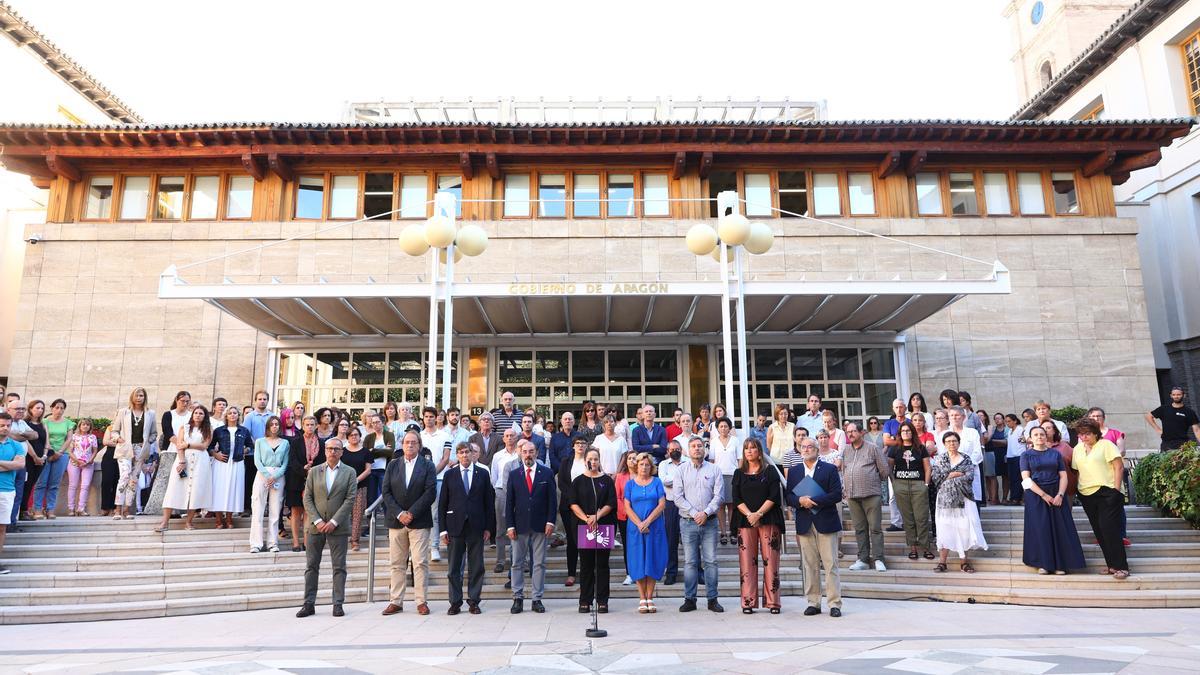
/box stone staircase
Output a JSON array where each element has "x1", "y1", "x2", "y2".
[{"x1": 1, "y1": 505, "x2": 1198, "y2": 624}]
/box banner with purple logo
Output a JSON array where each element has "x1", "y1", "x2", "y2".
[{"x1": 577, "y1": 524, "x2": 615, "y2": 549}]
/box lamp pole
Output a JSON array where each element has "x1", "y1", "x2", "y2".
[
  {"x1": 436, "y1": 192, "x2": 456, "y2": 410},
  {"x1": 714, "y1": 192, "x2": 737, "y2": 431},
  {"x1": 426, "y1": 252, "x2": 439, "y2": 408}
]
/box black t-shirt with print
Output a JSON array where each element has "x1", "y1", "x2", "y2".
[
  {"x1": 887, "y1": 444, "x2": 928, "y2": 481},
  {"x1": 1151, "y1": 405, "x2": 1200, "y2": 443}
]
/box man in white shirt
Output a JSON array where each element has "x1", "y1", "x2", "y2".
[
  {"x1": 797, "y1": 395, "x2": 825, "y2": 438},
  {"x1": 420, "y1": 406, "x2": 450, "y2": 562},
  {"x1": 657, "y1": 438, "x2": 685, "y2": 585},
  {"x1": 489, "y1": 429, "x2": 520, "y2": 574}
]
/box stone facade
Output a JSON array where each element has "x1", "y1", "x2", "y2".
[{"x1": 7, "y1": 214, "x2": 1159, "y2": 447}]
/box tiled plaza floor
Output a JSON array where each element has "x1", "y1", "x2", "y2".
[{"x1": 1, "y1": 598, "x2": 1198, "y2": 674}]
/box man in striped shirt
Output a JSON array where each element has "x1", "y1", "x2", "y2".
[{"x1": 490, "y1": 392, "x2": 523, "y2": 433}]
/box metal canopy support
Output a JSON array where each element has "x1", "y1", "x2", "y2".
[
  {"x1": 679, "y1": 296, "x2": 700, "y2": 333},
  {"x1": 382, "y1": 297, "x2": 421, "y2": 336},
  {"x1": 752, "y1": 294, "x2": 791, "y2": 334},
  {"x1": 249, "y1": 298, "x2": 314, "y2": 337},
  {"x1": 517, "y1": 296, "x2": 534, "y2": 335},
  {"x1": 338, "y1": 298, "x2": 386, "y2": 336},
  {"x1": 473, "y1": 297, "x2": 498, "y2": 335},
  {"x1": 862, "y1": 294, "x2": 922, "y2": 332},
  {"x1": 295, "y1": 298, "x2": 349, "y2": 336},
  {"x1": 787, "y1": 295, "x2": 834, "y2": 333},
  {"x1": 563, "y1": 297, "x2": 572, "y2": 334},
  {"x1": 640, "y1": 296, "x2": 656, "y2": 335},
  {"x1": 825, "y1": 295, "x2": 877, "y2": 333}
]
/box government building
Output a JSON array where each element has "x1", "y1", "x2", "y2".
[{"x1": 0, "y1": 97, "x2": 1189, "y2": 447}]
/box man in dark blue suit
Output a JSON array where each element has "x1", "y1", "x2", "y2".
[
  {"x1": 785, "y1": 437, "x2": 844, "y2": 617},
  {"x1": 505, "y1": 439, "x2": 557, "y2": 614},
  {"x1": 439, "y1": 442, "x2": 496, "y2": 615}
]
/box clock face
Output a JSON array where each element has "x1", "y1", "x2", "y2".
[{"x1": 1031, "y1": 0, "x2": 1044, "y2": 24}]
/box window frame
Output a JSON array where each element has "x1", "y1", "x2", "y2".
[
  {"x1": 80, "y1": 174, "x2": 116, "y2": 222},
  {"x1": 907, "y1": 168, "x2": 1083, "y2": 217},
  {"x1": 702, "y1": 168, "x2": 878, "y2": 219},
  {"x1": 499, "y1": 168, "x2": 673, "y2": 219},
  {"x1": 1182, "y1": 27, "x2": 1200, "y2": 116}
]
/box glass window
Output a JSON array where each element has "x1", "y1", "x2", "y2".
[
  {"x1": 778, "y1": 171, "x2": 808, "y2": 217},
  {"x1": 948, "y1": 172, "x2": 979, "y2": 215},
  {"x1": 351, "y1": 353, "x2": 386, "y2": 386},
  {"x1": 189, "y1": 176, "x2": 219, "y2": 220},
  {"x1": 119, "y1": 176, "x2": 150, "y2": 220},
  {"x1": 498, "y1": 350, "x2": 533, "y2": 383},
  {"x1": 744, "y1": 173, "x2": 772, "y2": 216},
  {"x1": 1017, "y1": 171, "x2": 1046, "y2": 214},
  {"x1": 295, "y1": 176, "x2": 325, "y2": 219},
  {"x1": 860, "y1": 348, "x2": 896, "y2": 380},
  {"x1": 825, "y1": 348, "x2": 860, "y2": 380},
  {"x1": 535, "y1": 351, "x2": 569, "y2": 383},
  {"x1": 754, "y1": 349, "x2": 788, "y2": 380},
  {"x1": 1051, "y1": 171, "x2": 1079, "y2": 214},
  {"x1": 574, "y1": 173, "x2": 600, "y2": 217},
  {"x1": 864, "y1": 383, "x2": 899, "y2": 417},
  {"x1": 607, "y1": 350, "x2": 641, "y2": 381},
  {"x1": 643, "y1": 173, "x2": 669, "y2": 216},
  {"x1": 982, "y1": 172, "x2": 1011, "y2": 215},
  {"x1": 571, "y1": 351, "x2": 604, "y2": 382},
  {"x1": 400, "y1": 175, "x2": 428, "y2": 218},
  {"x1": 504, "y1": 174, "x2": 530, "y2": 217},
  {"x1": 154, "y1": 176, "x2": 185, "y2": 220},
  {"x1": 812, "y1": 173, "x2": 840, "y2": 216},
  {"x1": 789, "y1": 349, "x2": 823, "y2": 379},
  {"x1": 436, "y1": 174, "x2": 462, "y2": 217},
  {"x1": 914, "y1": 173, "x2": 943, "y2": 215},
  {"x1": 644, "y1": 350, "x2": 677, "y2": 382},
  {"x1": 607, "y1": 173, "x2": 635, "y2": 217},
  {"x1": 363, "y1": 173, "x2": 394, "y2": 219},
  {"x1": 538, "y1": 173, "x2": 567, "y2": 217},
  {"x1": 226, "y1": 175, "x2": 253, "y2": 219},
  {"x1": 707, "y1": 171, "x2": 737, "y2": 218},
  {"x1": 1184, "y1": 30, "x2": 1200, "y2": 115},
  {"x1": 312, "y1": 353, "x2": 351, "y2": 385},
  {"x1": 84, "y1": 176, "x2": 113, "y2": 219},
  {"x1": 387, "y1": 352, "x2": 423, "y2": 384},
  {"x1": 847, "y1": 173, "x2": 875, "y2": 215},
  {"x1": 330, "y1": 174, "x2": 358, "y2": 219}
]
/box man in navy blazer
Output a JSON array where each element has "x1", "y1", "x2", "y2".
[
  {"x1": 785, "y1": 437, "x2": 844, "y2": 617},
  {"x1": 505, "y1": 439, "x2": 557, "y2": 614},
  {"x1": 439, "y1": 441, "x2": 496, "y2": 614}
]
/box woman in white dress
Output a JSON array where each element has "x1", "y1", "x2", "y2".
[
  {"x1": 707, "y1": 416, "x2": 741, "y2": 546},
  {"x1": 931, "y1": 431, "x2": 987, "y2": 573},
  {"x1": 156, "y1": 406, "x2": 213, "y2": 532},
  {"x1": 208, "y1": 406, "x2": 251, "y2": 528},
  {"x1": 593, "y1": 415, "x2": 628, "y2": 476}
]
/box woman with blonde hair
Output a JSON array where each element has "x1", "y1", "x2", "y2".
[
  {"x1": 62, "y1": 418, "x2": 98, "y2": 516},
  {"x1": 209, "y1": 406, "x2": 252, "y2": 529},
  {"x1": 765, "y1": 404, "x2": 795, "y2": 463},
  {"x1": 107, "y1": 387, "x2": 158, "y2": 520},
  {"x1": 623, "y1": 452, "x2": 667, "y2": 613}
]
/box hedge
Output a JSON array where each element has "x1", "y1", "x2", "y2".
[{"x1": 1132, "y1": 442, "x2": 1200, "y2": 528}]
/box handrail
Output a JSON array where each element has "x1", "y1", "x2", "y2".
[{"x1": 364, "y1": 495, "x2": 384, "y2": 603}]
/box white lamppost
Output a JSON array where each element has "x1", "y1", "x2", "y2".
[
  {"x1": 685, "y1": 190, "x2": 775, "y2": 436},
  {"x1": 397, "y1": 193, "x2": 489, "y2": 409}
]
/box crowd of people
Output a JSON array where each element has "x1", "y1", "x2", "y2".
[{"x1": 0, "y1": 382, "x2": 1195, "y2": 614}]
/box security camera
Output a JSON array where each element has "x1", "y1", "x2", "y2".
[{"x1": 26, "y1": 234, "x2": 41, "y2": 245}]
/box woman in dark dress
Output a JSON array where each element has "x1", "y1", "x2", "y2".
[
  {"x1": 732, "y1": 438, "x2": 785, "y2": 614},
  {"x1": 557, "y1": 437, "x2": 589, "y2": 587},
  {"x1": 569, "y1": 448, "x2": 617, "y2": 614},
  {"x1": 1020, "y1": 426, "x2": 1085, "y2": 575}
]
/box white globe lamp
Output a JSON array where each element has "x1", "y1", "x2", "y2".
[
  {"x1": 685, "y1": 223, "x2": 718, "y2": 256},
  {"x1": 398, "y1": 225, "x2": 430, "y2": 257},
  {"x1": 717, "y1": 212, "x2": 751, "y2": 246},
  {"x1": 455, "y1": 224, "x2": 489, "y2": 257},
  {"x1": 424, "y1": 214, "x2": 457, "y2": 248},
  {"x1": 744, "y1": 222, "x2": 775, "y2": 255}
]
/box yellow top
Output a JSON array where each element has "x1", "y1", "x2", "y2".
[
  {"x1": 768, "y1": 421, "x2": 795, "y2": 461},
  {"x1": 1071, "y1": 439, "x2": 1121, "y2": 496}
]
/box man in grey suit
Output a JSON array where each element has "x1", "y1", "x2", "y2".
[
  {"x1": 297, "y1": 438, "x2": 356, "y2": 618},
  {"x1": 380, "y1": 430, "x2": 437, "y2": 616}
]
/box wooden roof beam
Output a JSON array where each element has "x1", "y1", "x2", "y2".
[
  {"x1": 698, "y1": 151, "x2": 713, "y2": 179},
  {"x1": 903, "y1": 150, "x2": 928, "y2": 177},
  {"x1": 877, "y1": 150, "x2": 902, "y2": 178},
  {"x1": 0, "y1": 156, "x2": 54, "y2": 179},
  {"x1": 267, "y1": 153, "x2": 294, "y2": 182},
  {"x1": 671, "y1": 152, "x2": 687, "y2": 180},
  {"x1": 485, "y1": 153, "x2": 499, "y2": 180},
  {"x1": 458, "y1": 152, "x2": 474, "y2": 180},
  {"x1": 1082, "y1": 149, "x2": 1117, "y2": 177},
  {"x1": 241, "y1": 153, "x2": 266, "y2": 181},
  {"x1": 44, "y1": 153, "x2": 80, "y2": 182},
  {"x1": 1108, "y1": 148, "x2": 1161, "y2": 176}
]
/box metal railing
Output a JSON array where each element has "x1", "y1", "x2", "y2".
[{"x1": 364, "y1": 494, "x2": 384, "y2": 603}]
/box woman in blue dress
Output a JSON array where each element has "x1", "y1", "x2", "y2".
[
  {"x1": 1020, "y1": 426, "x2": 1085, "y2": 575},
  {"x1": 623, "y1": 451, "x2": 667, "y2": 614}
]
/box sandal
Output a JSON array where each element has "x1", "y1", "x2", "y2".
[
  {"x1": 742, "y1": 607, "x2": 754, "y2": 614},
  {"x1": 1113, "y1": 570, "x2": 1129, "y2": 580},
  {"x1": 923, "y1": 551, "x2": 935, "y2": 560},
  {"x1": 1099, "y1": 568, "x2": 1114, "y2": 575},
  {"x1": 935, "y1": 563, "x2": 948, "y2": 573},
  {"x1": 960, "y1": 562, "x2": 976, "y2": 574},
  {"x1": 647, "y1": 600, "x2": 656, "y2": 613},
  {"x1": 908, "y1": 551, "x2": 918, "y2": 560},
  {"x1": 639, "y1": 600, "x2": 649, "y2": 614},
  {"x1": 720, "y1": 534, "x2": 728, "y2": 546},
  {"x1": 769, "y1": 607, "x2": 781, "y2": 614},
  {"x1": 565, "y1": 576, "x2": 575, "y2": 587}
]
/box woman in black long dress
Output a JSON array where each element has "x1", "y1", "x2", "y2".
[
  {"x1": 569, "y1": 448, "x2": 618, "y2": 614},
  {"x1": 1020, "y1": 426, "x2": 1085, "y2": 575}
]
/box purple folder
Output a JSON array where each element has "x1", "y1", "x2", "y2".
[{"x1": 577, "y1": 524, "x2": 616, "y2": 549}]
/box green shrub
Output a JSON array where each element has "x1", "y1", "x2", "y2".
[
  {"x1": 1052, "y1": 405, "x2": 1087, "y2": 425},
  {"x1": 1132, "y1": 442, "x2": 1200, "y2": 527}
]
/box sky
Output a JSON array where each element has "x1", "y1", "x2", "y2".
[{"x1": 11, "y1": 0, "x2": 1022, "y2": 123}]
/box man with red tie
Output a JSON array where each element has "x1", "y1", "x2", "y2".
[{"x1": 505, "y1": 439, "x2": 557, "y2": 614}]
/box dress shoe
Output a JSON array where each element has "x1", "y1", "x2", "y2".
[
  {"x1": 679, "y1": 598, "x2": 697, "y2": 612},
  {"x1": 332, "y1": 604, "x2": 344, "y2": 617},
  {"x1": 531, "y1": 600, "x2": 545, "y2": 613},
  {"x1": 382, "y1": 603, "x2": 403, "y2": 616},
  {"x1": 707, "y1": 599, "x2": 724, "y2": 613},
  {"x1": 511, "y1": 599, "x2": 523, "y2": 614},
  {"x1": 447, "y1": 604, "x2": 461, "y2": 615},
  {"x1": 664, "y1": 574, "x2": 676, "y2": 585},
  {"x1": 803, "y1": 606, "x2": 822, "y2": 616},
  {"x1": 296, "y1": 604, "x2": 315, "y2": 618},
  {"x1": 468, "y1": 603, "x2": 481, "y2": 615},
  {"x1": 504, "y1": 580, "x2": 512, "y2": 590},
  {"x1": 886, "y1": 525, "x2": 903, "y2": 532},
  {"x1": 416, "y1": 603, "x2": 430, "y2": 615},
  {"x1": 830, "y1": 607, "x2": 842, "y2": 617},
  {"x1": 494, "y1": 562, "x2": 505, "y2": 573}
]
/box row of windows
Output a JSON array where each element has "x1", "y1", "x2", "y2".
[
  {"x1": 83, "y1": 173, "x2": 254, "y2": 221},
  {"x1": 78, "y1": 167, "x2": 1085, "y2": 222}
]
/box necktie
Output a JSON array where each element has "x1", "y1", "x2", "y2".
[
  {"x1": 463, "y1": 466, "x2": 471, "y2": 492},
  {"x1": 526, "y1": 467, "x2": 534, "y2": 493}
]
